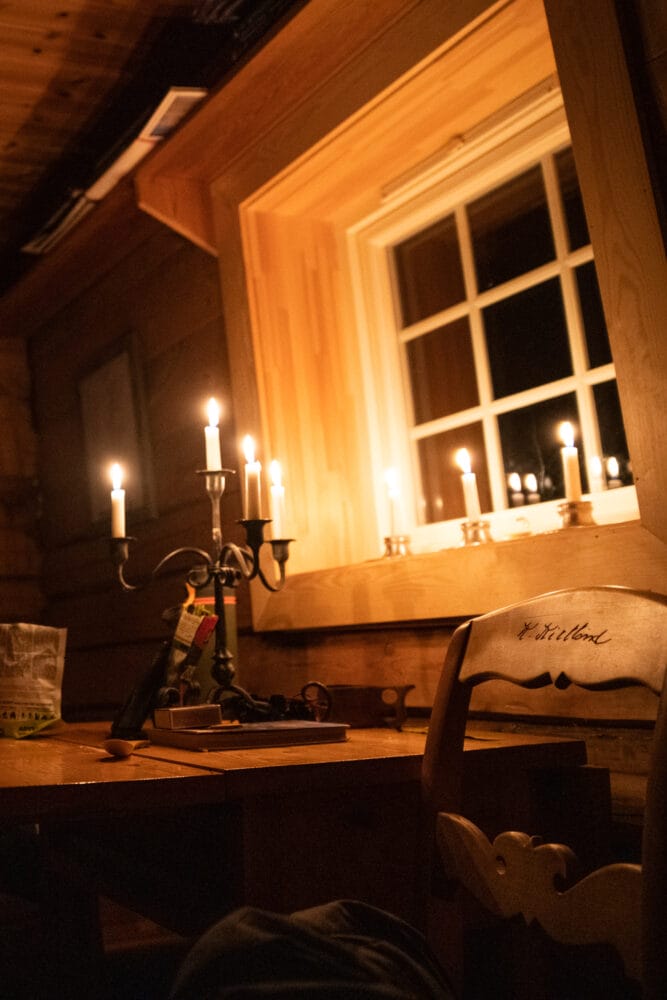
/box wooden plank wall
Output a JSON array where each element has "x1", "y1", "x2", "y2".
[
  {"x1": 22, "y1": 179, "x2": 248, "y2": 717},
  {"x1": 0, "y1": 337, "x2": 42, "y2": 621},
  {"x1": 12, "y1": 175, "x2": 453, "y2": 719}
]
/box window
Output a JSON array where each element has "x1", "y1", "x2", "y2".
[{"x1": 350, "y1": 89, "x2": 638, "y2": 550}]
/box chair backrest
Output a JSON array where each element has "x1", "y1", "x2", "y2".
[{"x1": 422, "y1": 585, "x2": 667, "y2": 1000}]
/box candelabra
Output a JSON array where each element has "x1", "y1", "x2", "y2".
[{"x1": 109, "y1": 468, "x2": 293, "y2": 719}]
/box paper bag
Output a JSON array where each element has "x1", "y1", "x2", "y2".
[{"x1": 0, "y1": 623, "x2": 67, "y2": 738}]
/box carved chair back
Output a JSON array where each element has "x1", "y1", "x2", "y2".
[{"x1": 422, "y1": 585, "x2": 667, "y2": 999}]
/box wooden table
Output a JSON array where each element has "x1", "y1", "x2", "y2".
[
  {"x1": 0, "y1": 721, "x2": 588, "y2": 925},
  {"x1": 0, "y1": 721, "x2": 590, "y2": 996}
]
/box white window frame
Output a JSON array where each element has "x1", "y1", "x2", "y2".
[{"x1": 347, "y1": 81, "x2": 638, "y2": 554}]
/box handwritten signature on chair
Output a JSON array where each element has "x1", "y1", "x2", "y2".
[{"x1": 517, "y1": 621, "x2": 611, "y2": 644}]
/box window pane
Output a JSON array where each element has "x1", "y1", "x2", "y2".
[
  {"x1": 406, "y1": 318, "x2": 478, "y2": 425},
  {"x1": 555, "y1": 147, "x2": 589, "y2": 250},
  {"x1": 393, "y1": 215, "x2": 465, "y2": 326},
  {"x1": 575, "y1": 261, "x2": 611, "y2": 368},
  {"x1": 498, "y1": 392, "x2": 584, "y2": 502},
  {"x1": 468, "y1": 166, "x2": 554, "y2": 291},
  {"x1": 416, "y1": 423, "x2": 491, "y2": 523},
  {"x1": 483, "y1": 278, "x2": 571, "y2": 398},
  {"x1": 593, "y1": 380, "x2": 634, "y2": 485}
]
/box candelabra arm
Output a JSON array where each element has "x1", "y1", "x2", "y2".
[
  {"x1": 256, "y1": 547, "x2": 289, "y2": 593},
  {"x1": 110, "y1": 538, "x2": 213, "y2": 592}
]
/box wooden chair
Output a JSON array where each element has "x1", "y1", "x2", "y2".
[{"x1": 422, "y1": 585, "x2": 667, "y2": 1000}]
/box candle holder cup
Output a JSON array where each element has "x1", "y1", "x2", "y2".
[
  {"x1": 460, "y1": 519, "x2": 493, "y2": 545},
  {"x1": 383, "y1": 534, "x2": 412, "y2": 558},
  {"x1": 557, "y1": 500, "x2": 596, "y2": 528}
]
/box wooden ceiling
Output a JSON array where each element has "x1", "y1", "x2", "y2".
[{"x1": 0, "y1": 0, "x2": 302, "y2": 295}]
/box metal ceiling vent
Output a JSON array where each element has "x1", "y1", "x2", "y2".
[{"x1": 22, "y1": 87, "x2": 207, "y2": 255}]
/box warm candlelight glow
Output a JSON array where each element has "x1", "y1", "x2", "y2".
[
  {"x1": 589, "y1": 456, "x2": 605, "y2": 492},
  {"x1": 384, "y1": 467, "x2": 400, "y2": 536},
  {"x1": 204, "y1": 397, "x2": 222, "y2": 470},
  {"x1": 110, "y1": 462, "x2": 123, "y2": 492},
  {"x1": 207, "y1": 397, "x2": 220, "y2": 427},
  {"x1": 455, "y1": 448, "x2": 471, "y2": 475},
  {"x1": 606, "y1": 456, "x2": 622, "y2": 488},
  {"x1": 269, "y1": 460, "x2": 286, "y2": 537},
  {"x1": 243, "y1": 435, "x2": 256, "y2": 464},
  {"x1": 524, "y1": 473, "x2": 538, "y2": 494},
  {"x1": 559, "y1": 421, "x2": 575, "y2": 448},
  {"x1": 243, "y1": 435, "x2": 262, "y2": 519},
  {"x1": 558, "y1": 421, "x2": 582, "y2": 502},
  {"x1": 508, "y1": 472, "x2": 523, "y2": 507},
  {"x1": 270, "y1": 459, "x2": 282, "y2": 489},
  {"x1": 110, "y1": 462, "x2": 126, "y2": 538},
  {"x1": 455, "y1": 448, "x2": 481, "y2": 521}
]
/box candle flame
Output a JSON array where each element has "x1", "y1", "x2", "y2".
[
  {"x1": 384, "y1": 466, "x2": 400, "y2": 498},
  {"x1": 559, "y1": 421, "x2": 575, "y2": 448},
  {"x1": 606, "y1": 456, "x2": 619, "y2": 478},
  {"x1": 242, "y1": 434, "x2": 256, "y2": 464},
  {"x1": 524, "y1": 473, "x2": 538, "y2": 493},
  {"x1": 270, "y1": 460, "x2": 282, "y2": 487},
  {"x1": 508, "y1": 472, "x2": 522, "y2": 492},
  {"x1": 207, "y1": 397, "x2": 220, "y2": 428},
  {"x1": 110, "y1": 463, "x2": 123, "y2": 491},
  {"x1": 455, "y1": 448, "x2": 471, "y2": 475}
]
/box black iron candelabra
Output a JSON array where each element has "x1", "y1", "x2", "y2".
[{"x1": 109, "y1": 468, "x2": 293, "y2": 717}]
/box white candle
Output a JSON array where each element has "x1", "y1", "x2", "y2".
[
  {"x1": 589, "y1": 456, "x2": 606, "y2": 493},
  {"x1": 269, "y1": 460, "x2": 286, "y2": 537},
  {"x1": 508, "y1": 472, "x2": 524, "y2": 507},
  {"x1": 204, "y1": 397, "x2": 222, "y2": 471},
  {"x1": 242, "y1": 435, "x2": 262, "y2": 519},
  {"x1": 606, "y1": 456, "x2": 622, "y2": 488},
  {"x1": 455, "y1": 448, "x2": 482, "y2": 521},
  {"x1": 384, "y1": 467, "x2": 400, "y2": 536},
  {"x1": 110, "y1": 463, "x2": 126, "y2": 537},
  {"x1": 559, "y1": 422, "x2": 582, "y2": 502}
]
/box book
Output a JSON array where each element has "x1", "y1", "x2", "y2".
[{"x1": 147, "y1": 719, "x2": 349, "y2": 751}]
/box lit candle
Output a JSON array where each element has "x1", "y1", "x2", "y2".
[
  {"x1": 204, "y1": 397, "x2": 222, "y2": 471},
  {"x1": 507, "y1": 472, "x2": 524, "y2": 507},
  {"x1": 589, "y1": 456, "x2": 606, "y2": 493},
  {"x1": 242, "y1": 435, "x2": 262, "y2": 519},
  {"x1": 384, "y1": 467, "x2": 400, "y2": 536},
  {"x1": 606, "y1": 456, "x2": 622, "y2": 489},
  {"x1": 110, "y1": 463, "x2": 126, "y2": 538},
  {"x1": 524, "y1": 473, "x2": 541, "y2": 504},
  {"x1": 269, "y1": 460, "x2": 286, "y2": 537},
  {"x1": 559, "y1": 422, "x2": 582, "y2": 502},
  {"x1": 455, "y1": 448, "x2": 482, "y2": 521}
]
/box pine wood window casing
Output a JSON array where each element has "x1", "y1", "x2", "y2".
[
  {"x1": 130, "y1": 0, "x2": 667, "y2": 629},
  {"x1": 349, "y1": 94, "x2": 638, "y2": 551}
]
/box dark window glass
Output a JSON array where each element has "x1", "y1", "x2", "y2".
[
  {"x1": 498, "y1": 392, "x2": 584, "y2": 501},
  {"x1": 393, "y1": 215, "x2": 465, "y2": 327},
  {"x1": 593, "y1": 380, "x2": 634, "y2": 485},
  {"x1": 468, "y1": 166, "x2": 554, "y2": 291},
  {"x1": 575, "y1": 261, "x2": 612, "y2": 368},
  {"x1": 555, "y1": 147, "x2": 589, "y2": 250},
  {"x1": 406, "y1": 318, "x2": 478, "y2": 425},
  {"x1": 416, "y1": 423, "x2": 491, "y2": 523},
  {"x1": 483, "y1": 278, "x2": 571, "y2": 398}
]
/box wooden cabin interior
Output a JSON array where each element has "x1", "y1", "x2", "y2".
[{"x1": 0, "y1": 0, "x2": 666, "y2": 996}]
